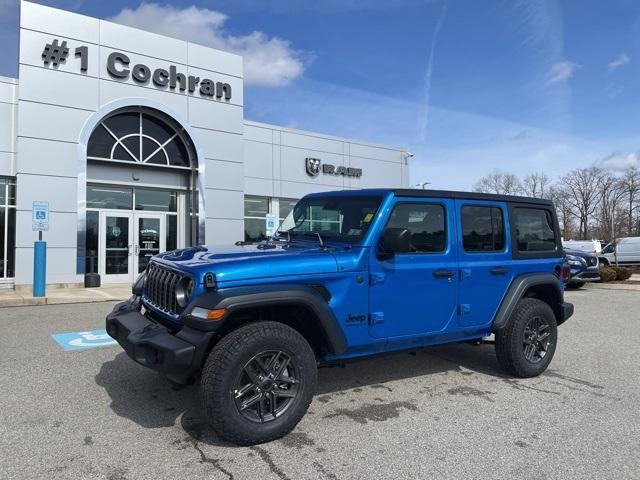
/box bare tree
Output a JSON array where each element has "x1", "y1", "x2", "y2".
[
  {"x1": 561, "y1": 167, "x2": 604, "y2": 239},
  {"x1": 548, "y1": 184, "x2": 575, "y2": 239},
  {"x1": 597, "y1": 173, "x2": 626, "y2": 243},
  {"x1": 522, "y1": 171, "x2": 551, "y2": 198},
  {"x1": 620, "y1": 166, "x2": 640, "y2": 236},
  {"x1": 473, "y1": 170, "x2": 522, "y2": 195}
]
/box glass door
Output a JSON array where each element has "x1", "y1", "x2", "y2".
[
  {"x1": 134, "y1": 214, "x2": 165, "y2": 275},
  {"x1": 100, "y1": 212, "x2": 133, "y2": 283}
]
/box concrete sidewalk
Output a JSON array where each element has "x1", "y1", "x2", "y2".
[{"x1": 0, "y1": 284, "x2": 130, "y2": 307}]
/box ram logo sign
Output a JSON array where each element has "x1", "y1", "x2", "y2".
[{"x1": 304, "y1": 158, "x2": 363, "y2": 178}]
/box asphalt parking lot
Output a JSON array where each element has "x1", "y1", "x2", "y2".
[{"x1": 1, "y1": 286, "x2": 639, "y2": 480}]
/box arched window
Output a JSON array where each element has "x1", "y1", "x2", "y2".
[{"x1": 87, "y1": 109, "x2": 194, "y2": 169}]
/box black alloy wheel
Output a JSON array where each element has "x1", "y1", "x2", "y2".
[
  {"x1": 233, "y1": 350, "x2": 300, "y2": 423},
  {"x1": 522, "y1": 316, "x2": 551, "y2": 364}
]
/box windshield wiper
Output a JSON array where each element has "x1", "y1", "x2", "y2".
[{"x1": 299, "y1": 231, "x2": 327, "y2": 250}]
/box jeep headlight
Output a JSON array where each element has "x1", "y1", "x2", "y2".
[{"x1": 175, "y1": 277, "x2": 194, "y2": 308}]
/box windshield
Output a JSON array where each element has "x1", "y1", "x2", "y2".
[{"x1": 280, "y1": 195, "x2": 382, "y2": 244}]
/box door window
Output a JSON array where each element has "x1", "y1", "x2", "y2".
[
  {"x1": 137, "y1": 217, "x2": 161, "y2": 273},
  {"x1": 461, "y1": 206, "x2": 505, "y2": 252},
  {"x1": 105, "y1": 216, "x2": 130, "y2": 275},
  {"x1": 386, "y1": 203, "x2": 446, "y2": 253}
]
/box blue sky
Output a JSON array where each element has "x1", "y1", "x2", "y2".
[{"x1": 1, "y1": 0, "x2": 639, "y2": 189}]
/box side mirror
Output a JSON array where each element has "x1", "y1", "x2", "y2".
[{"x1": 378, "y1": 228, "x2": 412, "y2": 259}]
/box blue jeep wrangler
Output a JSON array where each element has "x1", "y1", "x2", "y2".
[{"x1": 107, "y1": 189, "x2": 573, "y2": 445}]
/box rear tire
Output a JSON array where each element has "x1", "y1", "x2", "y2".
[
  {"x1": 495, "y1": 298, "x2": 558, "y2": 378},
  {"x1": 201, "y1": 321, "x2": 317, "y2": 446}
]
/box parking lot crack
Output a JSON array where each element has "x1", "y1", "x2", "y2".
[
  {"x1": 250, "y1": 446, "x2": 292, "y2": 480},
  {"x1": 312, "y1": 461, "x2": 339, "y2": 480},
  {"x1": 186, "y1": 438, "x2": 234, "y2": 480}
]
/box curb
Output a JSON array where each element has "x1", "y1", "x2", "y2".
[
  {"x1": 587, "y1": 283, "x2": 640, "y2": 292},
  {"x1": 0, "y1": 295, "x2": 129, "y2": 308}
]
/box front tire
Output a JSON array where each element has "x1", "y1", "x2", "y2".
[
  {"x1": 566, "y1": 281, "x2": 585, "y2": 289},
  {"x1": 495, "y1": 298, "x2": 558, "y2": 378},
  {"x1": 201, "y1": 322, "x2": 317, "y2": 446}
]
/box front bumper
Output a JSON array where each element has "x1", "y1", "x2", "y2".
[
  {"x1": 106, "y1": 297, "x2": 213, "y2": 382},
  {"x1": 570, "y1": 271, "x2": 600, "y2": 282},
  {"x1": 558, "y1": 301, "x2": 574, "y2": 325}
]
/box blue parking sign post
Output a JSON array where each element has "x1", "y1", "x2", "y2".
[{"x1": 32, "y1": 201, "x2": 50, "y2": 298}]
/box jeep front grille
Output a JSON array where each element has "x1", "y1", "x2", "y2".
[{"x1": 143, "y1": 263, "x2": 184, "y2": 315}]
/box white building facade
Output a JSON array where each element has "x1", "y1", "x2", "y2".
[{"x1": 0, "y1": 1, "x2": 410, "y2": 289}]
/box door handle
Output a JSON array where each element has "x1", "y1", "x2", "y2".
[
  {"x1": 490, "y1": 267, "x2": 508, "y2": 276},
  {"x1": 127, "y1": 244, "x2": 133, "y2": 256},
  {"x1": 433, "y1": 269, "x2": 454, "y2": 279}
]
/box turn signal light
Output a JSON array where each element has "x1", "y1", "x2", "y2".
[
  {"x1": 190, "y1": 307, "x2": 227, "y2": 321},
  {"x1": 206, "y1": 309, "x2": 227, "y2": 321}
]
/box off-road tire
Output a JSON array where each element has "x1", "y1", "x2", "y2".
[
  {"x1": 201, "y1": 321, "x2": 317, "y2": 445},
  {"x1": 495, "y1": 298, "x2": 558, "y2": 378}
]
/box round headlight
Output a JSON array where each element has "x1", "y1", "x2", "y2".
[{"x1": 175, "y1": 277, "x2": 194, "y2": 308}]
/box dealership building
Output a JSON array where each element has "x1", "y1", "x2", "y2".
[{"x1": 0, "y1": 1, "x2": 410, "y2": 289}]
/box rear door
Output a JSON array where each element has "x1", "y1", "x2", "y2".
[
  {"x1": 456, "y1": 200, "x2": 514, "y2": 328},
  {"x1": 368, "y1": 198, "x2": 459, "y2": 338}
]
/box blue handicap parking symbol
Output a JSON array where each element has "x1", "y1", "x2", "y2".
[{"x1": 51, "y1": 329, "x2": 117, "y2": 351}]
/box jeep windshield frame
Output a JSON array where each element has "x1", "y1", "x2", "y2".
[{"x1": 279, "y1": 194, "x2": 383, "y2": 245}]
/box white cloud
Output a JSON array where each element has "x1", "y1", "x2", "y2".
[
  {"x1": 546, "y1": 61, "x2": 579, "y2": 84},
  {"x1": 109, "y1": 3, "x2": 306, "y2": 87},
  {"x1": 597, "y1": 152, "x2": 639, "y2": 171},
  {"x1": 608, "y1": 53, "x2": 630, "y2": 71}
]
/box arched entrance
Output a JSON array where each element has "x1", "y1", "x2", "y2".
[{"x1": 77, "y1": 101, "x2": 205, "y2": 284}]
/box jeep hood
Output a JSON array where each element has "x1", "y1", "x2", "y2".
[{"x1": 151, "y1": 243, "x2": 340, "y2": 284}]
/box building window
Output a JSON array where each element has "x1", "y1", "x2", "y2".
[
  {"x1": 278, "y1": 198, "x2": 298, "y2": 222},
  {"x1": 0, "y1": 177, "x2": 16, "y2": 280},
  {"x1": 461, "y1": 206, "x2": 505, "y2": 252},
  {"x1": 87, "y1": 110, "x2": 193, "y2": 169},
  {"x1": 244, "y1": 196, "x2": 269, "y2": 242}
]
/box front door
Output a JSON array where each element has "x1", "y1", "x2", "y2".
[
  {"x1": 100, "y1": 211, "x2": 133, "y2": 283},
  {"x1": 99, "y1": 212, "x2": 168, "y2": 283},
  {"x1": 134, "y1": 214, "x2": 165, "y2": 275},
  {"x1": 369, "y1": 199, "x2": 459, "y2": 339}
]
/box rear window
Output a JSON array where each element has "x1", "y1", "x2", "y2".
[
  {"x1": 461, "y1": 206, "x2": 505, "y2": 252},
  {"x1": 513, "y1": 207, "x2": 557, "y2": 252}
]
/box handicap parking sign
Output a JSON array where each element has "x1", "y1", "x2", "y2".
[{"x1": 51, "y1": 329, "x2": 117, "y2": 351}]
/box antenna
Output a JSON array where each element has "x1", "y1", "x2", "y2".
[{"x1": 316, "y1": 232, "x2": 325, "y2": 249}]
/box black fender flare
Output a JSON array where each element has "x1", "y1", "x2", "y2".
[
  {"x1": 185, "y1": 284, "x2": 348, "y2": 355},
  {"x1": 492, "y1": 273, "x2": 564, "y2": 332}
]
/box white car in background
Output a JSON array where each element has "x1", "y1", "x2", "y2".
[
  {"x1": 599, "y1": 237, "x2": 640, "y2": 266},
  {"x1": 562, "y1": 239, "x2": 602, "y2": 254}
]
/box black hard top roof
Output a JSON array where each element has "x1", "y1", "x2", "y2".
[
  {"x1": 391, "y1": 189, "x2": 553, "y2": 206},
  {"x1": 308, "y1": 188, "x2": 554, "y2": 206}
]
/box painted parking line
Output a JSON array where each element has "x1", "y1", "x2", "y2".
[{"x1": 51, "y1": 329, "x2": 117, "y2": 351}]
